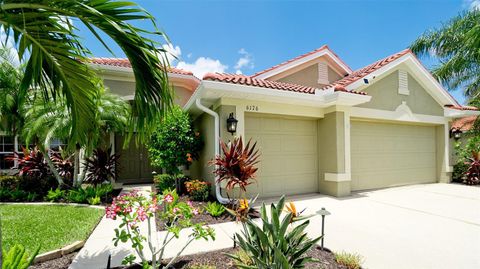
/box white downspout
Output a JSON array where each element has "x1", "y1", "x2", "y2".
[{"x1": 195, "y1": 99, "x2": 230, "y2": 204}]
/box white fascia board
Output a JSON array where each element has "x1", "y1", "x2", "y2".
[
  {"x1": 254, "y1": 49, "x2": 352, "y2": 80},
  {"x1": 351, "y1": 106, "x2": 447, "y2": 124},
  {"x1": 444, "y1": 108, "x2": 480, "y2": 118},
  {"x1": 184, "y1": 80, "x2": 371, "y2": 112},
  {"x1": 345, "y1": 54, "x2": 458, "y2": 106}
]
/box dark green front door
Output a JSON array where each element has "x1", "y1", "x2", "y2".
[{"x1": 115, "y1": 134, "x2": 153, "y2": 184}]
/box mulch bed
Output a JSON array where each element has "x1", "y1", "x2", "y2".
[
  {"x1": 30, "y1": 251, "x2": 78, "y2": 269},
  {"x1": 112, "y1": 247, "x2": 348, "y2": 269},
  {"x1": 155, "y1": 196, "x2": 260, "y2": 231}
]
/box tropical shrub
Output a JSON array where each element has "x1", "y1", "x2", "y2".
[
  {"x1": 334, "y1": 252, "x2": 363, "y2": 269},
  {"x1": 147, "y1": 105, "x2": 203, "y2": 174},
  {"x1": 84, "y1": 147, "x2": 119, "y2": 186},
  {"x1": 211, "y1": 137, "x2": 259, "y2": 200},
  {"x1": 87, "y1": 196, "x2": 101, "y2": 205},
  {"x1": 232, "y1": 249, "x2": 254, "y2": 267},
  {"x1": 67, "y1": 188, "x2": 89, "y2": 203},
  {"x1": 154, "y1": 174, "x2": 177, "y2": 191},
  {"x1": 2, "y1": 244, "x2": 39, "y2": 269},
  {"x1": 50, "y1": 149, "x2": 74, "y2": 185},
  {"x1": 228, "y1": 196, "x2": 320, "y2": 269},
  {"x1": 465, "y1": 151, "x2": 480, "y2": 185},
  {"x1": 46, "y1": 188, "x2": 66, "y2": 202},
  {"x1": 452, "y1": 161, "x2": 468, "y2": 183},
  {"x1": 16, "y1": 147, "x2": 51, "y2": 180},
  {"x1": 185, "y1": 179, "x2": 210, "y2": 201},
  {"x1": 106, "y1": 189, "x2": 215, "y2": 268},
  {"x1": 204, "y1": 202, "x2": 225, "y2": 217}
]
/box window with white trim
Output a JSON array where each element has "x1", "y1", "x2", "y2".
[{"x1": 0, "y1": 135, "x2": 15, "y2": 170}]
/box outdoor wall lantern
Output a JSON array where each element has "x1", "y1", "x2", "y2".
[
  {"x1": 316, "y1": 207, "x2": 331, "y2": 250},
  {"x1": 226, "y1": 113, "x2": 238, "y2": 135},
  {"x1": 450, "y1": 129, "x2": 462, "y2": 140}
]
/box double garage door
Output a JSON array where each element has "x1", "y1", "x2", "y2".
[
  {"x1": 351, "y1": 121, "x2": 437, "y2": 191},
  {"x1": 245, "y1": 114, "x2": 438, "y2": 197},
  {"x1": 245, "y1": 114, "x2": 318, "y2": 198}
]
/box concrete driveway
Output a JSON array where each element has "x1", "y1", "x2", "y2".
[{"x1": 287, "y1": 183, "x2": 480, "y2": 269}]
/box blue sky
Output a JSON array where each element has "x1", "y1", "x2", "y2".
[{"x1": 78, "y1": 0, "x2": 478, "y2": 104}]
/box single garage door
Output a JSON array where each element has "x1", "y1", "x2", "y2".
[
  {"x1": 245, "y1": 113, "x2": 318, "y2": 198},
  {"x1": 351, "y1": 121, "x2": 436, "y2": 191}
]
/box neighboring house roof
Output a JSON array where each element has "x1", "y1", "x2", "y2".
[
  {"x1": 445, "y1": 104, "x2": 479, "y2": 111},
  {"x1": 202, "y1": 73, "x2": 368, "y2": 95},
  {"x1": 451, "y1": 116, "x2": 478, "y2": 132},
  {"x1": 321, "y1": 49, "x2": 411, "y2": 90},
  {"x1": 251, "y1": 45, "x2": 353, "y2": 78},
  {"x1": 89, "y1": 57, "x2": 195, "y2": 76}
]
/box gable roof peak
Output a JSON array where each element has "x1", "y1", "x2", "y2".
[{"x1": 251, "y1": 45, "x2": 352, "y2": 79}]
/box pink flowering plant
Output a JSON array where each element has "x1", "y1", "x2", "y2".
[{"x1": 106, "y1": 189, "x2": 215, "y2": 268}]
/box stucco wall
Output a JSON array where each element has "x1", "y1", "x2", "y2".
[
  {"x1": 103, "y1": 79, "x2": 191, "y2": 106},
  {"x1": 317, "y1": 111, "x2": 350, "y2": 196},
  {"x1": 190, "y1": 113, "x2": 216, "y2": 188},
  {"x1": 356, "y1": 71, "x2": 444, "y2": 116},
  {"x1": 277, "y1": 65, "x2": 342, "y2": 88}
]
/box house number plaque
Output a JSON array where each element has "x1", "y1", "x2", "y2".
[{"x1": 245, "y1": 105, "x2": 259, "y2": 112}]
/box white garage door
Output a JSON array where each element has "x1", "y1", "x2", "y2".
[
  {"x1": 245, "y1": 114, "x2": 318, "y2": 198},
  {"x1": 351, "y1": 121, "x2": 437, "y2": 191}
]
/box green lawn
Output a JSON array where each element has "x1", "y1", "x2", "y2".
[{"x1": 0, "y1": 204, "x2": 104, "y2": 254}]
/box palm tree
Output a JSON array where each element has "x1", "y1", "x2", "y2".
[
  {"x1": 22, "y1": 84, "x2": 130, "y2": 186},
  {"x1": 410, "y1": 10, "x2": 480, "y2": 102},
  {"x1": 0, "y1": 0, "x2": 173, "y2": 144}
]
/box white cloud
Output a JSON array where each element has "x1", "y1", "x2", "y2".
[
  {"x1": 465, "y1": 0, "x2": 480, "y2": 10},
  {"x1": 234, "y1": 48, "x2": 254, "y2": 74},
  {"x1": 177, "y1": 57, "x2": 228, "y2": 78},
  {"x1": 160, "y1": 43, "x2": 182, "y2": 65},
  {"x1": 235, "y1": 69, "x2": 243, "y2": 75}
]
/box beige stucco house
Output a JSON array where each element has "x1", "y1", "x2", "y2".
[{"x1": 87, "y1": 46, "x2": 479, "y2": 200}]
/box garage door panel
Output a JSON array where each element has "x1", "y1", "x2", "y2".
[
  {"x1": 351, "y1": 121, "x2": 436, "y2": 191},
  {"x1": 246, "y1": 114, "x2": 318, "y2": 198}
]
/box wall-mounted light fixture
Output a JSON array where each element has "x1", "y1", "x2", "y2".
[
  {"x1": 450, "y1": 129, "x2": 462, "y2": 140},
  {"x1": 226, "y1": 113, "x2": 238, "y2": 135}
]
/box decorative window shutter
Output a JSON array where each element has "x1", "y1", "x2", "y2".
[
  {"x1": 317, "y1": 62, "x2": 329, "y2": 85},
  {"x1": 398, "y1": 70, "x2": 409, "y2": 95}
]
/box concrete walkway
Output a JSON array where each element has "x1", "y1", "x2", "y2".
[{"x1": 71, "y1": 183, "x2": 480, "y2": 269}]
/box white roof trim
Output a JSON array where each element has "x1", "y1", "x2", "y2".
[
  {"x1": 183, "y1": 80, "x2": 371, "y2": 114},
  {"x1": 444, "y1": 108, "x2": 480, "y2": 118},
  {"x1": 345, "y1": 53, "x2": 459, "y2": 107},
  {"x1": 253, "y1": 48, "x2": 352, "y2": 80}
]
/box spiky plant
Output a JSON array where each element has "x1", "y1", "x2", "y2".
[
  {"x1": 228, "y1": 196, "x2": 320, "y2": 269},
  {"x1": 84, "y1": 147, "x2": 119, "y2": 186},
  {"x1": 50, "y1": 149, "x2": 74, "y2": 185},
  {"x1": 15, "y1": 147, "x2": 51, "y2": 180},
  {"x1": 211, "y1": 137, "x2": 259, "y2": 194}
]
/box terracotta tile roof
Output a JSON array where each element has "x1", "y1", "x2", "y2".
[
  {"x1": 445, "y1": 104, "x2": 479, "y2": 111},
  {"x1": 451, "y1": 116, "x2": 478, "y2": 132},
  {"x1": 89, "y1": 57, "x2": 194, "y2": 76},
  {"x1": 202, "y1": 73, "x2": 368, "y2": 96},
  {"x1": 251, "y1": 45, "x2": 352, "y2": 78},
  {"x1": 322, "y1": 49, "x2": 411, "y2": 90}
]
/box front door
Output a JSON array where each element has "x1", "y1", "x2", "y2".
[{"x1": 115, "y1": 134, "x2": 153, "y2": 184}]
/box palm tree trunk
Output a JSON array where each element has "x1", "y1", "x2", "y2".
[
  {"x1": 73, "y1": 144, "x2": 80, "y2": 187},
  {"x1": 43, "y1": 149, "x2": 64, "y2": 186}
]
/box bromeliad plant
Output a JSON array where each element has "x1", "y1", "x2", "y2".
[
  {"x1": 106, "y1": 190, "x2": 215, "y2": 269},
  {"x1": 228, "y1": 196, "x2": 320, "y2": 269}
]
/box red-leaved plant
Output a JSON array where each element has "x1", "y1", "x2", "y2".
[
  {"x1": 465, "y1": 151, "x2": 480, "y2": 185},
  {"x1": 50, "y1": 150, "x2": 74, "y2": 184},
  {"x1": 15, "y1": 147, "x2": 51, "y2": 179},
  {"x1": 84, "y1": 147, "x2": 119, "y2": 186},
  {"x1": 211, "y1": 137, "x2": 260, "y2": 195}
]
